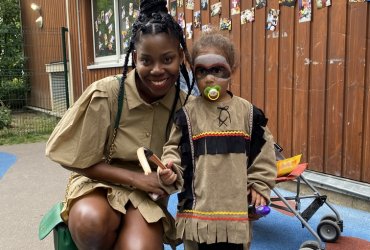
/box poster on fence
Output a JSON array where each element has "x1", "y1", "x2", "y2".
[{"x1": 299, "y1": 0, "x2": 312, "y2": 23}]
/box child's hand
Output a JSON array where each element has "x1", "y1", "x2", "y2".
[
  {"x1": 248, "y1": 188, "x2": 267, "y2": 207},
  {"x1": 159, "y1": 161, "x2": 177, "y2": 185}
]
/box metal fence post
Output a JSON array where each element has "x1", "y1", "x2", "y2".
[{"x1": 61, "y1": 27, "x2": 69, "y2": 109}]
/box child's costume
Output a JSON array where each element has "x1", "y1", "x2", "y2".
[{"x1": 161, "y1": 92, "x2": 277, "y2": 249}]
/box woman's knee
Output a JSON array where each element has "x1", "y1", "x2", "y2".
[
  {"x1": 68, "y1": 189, "x2": 121, "y2": 247},
  {"x1": 114, "y1": 203, "x2": 164, "y2": 250}
]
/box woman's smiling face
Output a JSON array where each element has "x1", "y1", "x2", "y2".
[{"x1": 133, "y1": 33, "x2": 183, "y2": 103}]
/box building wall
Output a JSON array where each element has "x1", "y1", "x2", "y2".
[
  {"x1": 20, "y1": 0, "x2": 370, "y2": 183},
  {"x1": 20, "y1": 0, "x2": 68, "y2": 110},
  {"x1": 175, "y1": 0, "x2": 370, "y2": 183}
]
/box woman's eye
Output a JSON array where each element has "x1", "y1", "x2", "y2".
[
  {"x1": 140, "y1": 58, "x2": 150, "y2": 65},
  {"x1": 164, "y1": 57, "x2": 173, "y2": 64}
]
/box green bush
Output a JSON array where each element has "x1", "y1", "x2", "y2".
[
  {"x1": 0, "y1": 78, "x2": 29, "y2": 108},
  {"x1": 0, "y1": 101, "x2": 12, "y2": 129}
]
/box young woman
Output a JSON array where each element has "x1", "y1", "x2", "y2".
[
  {"x1": 159, "y1": 31, "x2": 277, "y2": 250},
  {"x1": 45, "y1": 0, "x2": 194, "y2": 249}
]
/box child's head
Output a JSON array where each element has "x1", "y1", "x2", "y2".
[
  {"x1": 192, "y1": 30, "x2": 237, "y2": 72},
  {"x1": 192, "y1": 30, "x2": 237, "y2": 102}
]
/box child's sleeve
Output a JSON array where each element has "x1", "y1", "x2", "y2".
[
  {"x1": 247, "y1": 107, "x2": 277, "y2": 203},
  {"x1": 158, "y1": 122, "x2": 184, "y2": 194}
]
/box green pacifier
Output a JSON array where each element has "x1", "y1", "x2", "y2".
[{"x1": 204, "y1": 85, "x2": 221, "y2": 101}]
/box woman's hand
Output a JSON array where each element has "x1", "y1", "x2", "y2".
[
  {"x1": 248, "y1": 188, "x2": 267, "y2": 207},
  {"x1": 131, "y1": 171, "x2": 165, "y2": 196},
  {"x1": 158, "y1": 161, "x2": 177, "y2": 185}
]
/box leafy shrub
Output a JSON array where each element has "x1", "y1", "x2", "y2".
[
  {"x1": 0, "y1": 78, "x2": 29, "y2": 109},
  {"x1": 0, "y1": 101, "x2": 12, "y2": 129}
]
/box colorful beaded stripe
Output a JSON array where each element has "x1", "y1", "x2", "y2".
[
  {"x1": 177, "y1": 210, "x2": 249, "y2": 221},
  {"x1": 192, "y1": 131, "x2": 250, "y2": 140}
]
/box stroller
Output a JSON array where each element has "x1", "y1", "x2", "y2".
[{"x1": 270, "y1": 144, "x2": 344, "y2": 250}]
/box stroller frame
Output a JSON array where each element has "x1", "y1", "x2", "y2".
[{"x1": 270, "y1": 145, "x2": 344, "y2": 250}]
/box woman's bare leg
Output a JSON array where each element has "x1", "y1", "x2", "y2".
[
  {"x1": 68, "y1": 188, "x2": 121, "y2": 250},
  {"x1": 114, "y1": 202, "x2": 164, "y2": 250}
]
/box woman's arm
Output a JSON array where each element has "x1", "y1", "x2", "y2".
[{"x1": 63, "y1": 162, "x2": 166, "y2": 196}]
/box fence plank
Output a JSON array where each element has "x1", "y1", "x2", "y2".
[
  {"x1": 264, "y1": 2, "x2": 279, "y2": 138},
  {"x1": 308, "y1": 6, "x2": 328, "y2": 172},
  {"x1": 342, "y1": 4, "x2": 367, "y2": 180},
  {"x1": 277, "y1": 6, "x2": 294, "y2": 156}
]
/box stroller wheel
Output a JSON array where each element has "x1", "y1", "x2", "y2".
[
  {"x1": 320, "y1": 214, "x2": 337, "y2": 222},
  {"x1": 317, "y1": 219, "x2": 341, "y2": 242},
  {"x1": 299, "y1": 240, "x2": 321, "y2": 250}
]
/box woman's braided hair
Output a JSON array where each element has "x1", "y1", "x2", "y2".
[{"x1": 119, "y1": 0, "x2": 194, "y2": 137}]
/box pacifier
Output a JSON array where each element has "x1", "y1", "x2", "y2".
[{"x1": 204, "y1": 85, "x2": 221, "y2": 101}]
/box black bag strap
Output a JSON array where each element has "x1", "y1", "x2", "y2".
[{"x1": 105, "y1": 77, "x2": 125, "y2": 164}]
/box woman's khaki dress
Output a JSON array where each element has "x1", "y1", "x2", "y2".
[{"x1": 46, "y1": 69, "x2": 187, "y2": 245}]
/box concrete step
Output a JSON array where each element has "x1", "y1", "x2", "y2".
[{"x1": 277, "y1": 170, "x2": 370, "y2": 213}]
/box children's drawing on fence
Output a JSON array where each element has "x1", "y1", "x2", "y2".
[
  {"x1": 220, "y1": 18, "x2": 232, "y2": 31},
  {"x1": 194, "y1": 11, "x2": 201, "y2": 28},
  {"x1": 201, "y1": 0, "x2": 208, "y2": 10},
  {"x1": 279, "y1": 0, "x2": 296, "y2": 7},
  {"x1": 316, "y1": 0, "x2": 331, "y2": 8},
  {"x1": 256, "y1": 0, "x2": 267, "y2": 9},
  {"x1": 177, "y1": 12, "x2": 185, "y2": 29},
  {"x1": 231, "y1": 0, "x2": 241, "y2": 15},
  {"x1": 211, "y1": 2, "x2": 222, "y2": 16},
  {"x1": 266, "y1": 9, "x2": 280, "y2": 31},
  {"x1": 186, "y1": 23, "x2": 193, "y2": 39},
  {"x1": 241, "y1": 8, "x2": 255, "y2": 24},
  {"x1": 299, "y1": 0, "x2": 312, "y2": 23}
]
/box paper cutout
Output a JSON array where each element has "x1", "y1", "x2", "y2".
[
  {"x1": 177, "y1": 0, "x2": 183, "y2": 8},
  {"x1": 211, "y1": 2, "x2": 222, "y2": 16},
  {"x1": 279, "y1": 0, "x2": 296, "y2": 7},
  {"x1": 202, "y1": 24, "x2": 212, "y2": 33},
  {"x1": 201, "y1": 0, "x2": 208, "y2": 10},
  {"x1": 170, "y1": 0, "x2": 177, "y2": 17},
  {"x1": 194, "y1": 11, "x2": 201, "y2": 28},
  {"x1": 256, "y1": 0, "x2": 267, "y2": 9},
  {"x1": 316, "y1": 0, "x2": 331, "y2": 8},
  {"x1": 299, "y1": 0, "x2": 312, "y2": 23},
  {"x1": 186, "y1": 0, "x2": 194, "y2": 10},
  {"x1": 241, "y1": 8, "x2": 255, "y2": 24},
  {"x1": 186, "y1": 23, "x2": 193, "y2": 39},
  {"x1": 266, "y1": 9, "x2": 280, "y2": 31},
  {"x1": 220, "y1": 17, "x2": 232, "y2": 30},
  {"x1": 231, "y1": 0, "x2": 241, "y2": 15},
  {"x1": 178, "y1": 12, "x2": 185, "y2": 29}
]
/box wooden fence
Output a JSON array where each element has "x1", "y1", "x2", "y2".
[{"x1": 176, "y1": 0, "x2": 370, "y2": 183}]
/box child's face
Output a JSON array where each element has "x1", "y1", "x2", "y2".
[
  {"x1": 194, "y1": 48, "x2": 232, "y2": 102},
  {"x1": 134, "y1": 33, "x2": 183, "y2": 103}
]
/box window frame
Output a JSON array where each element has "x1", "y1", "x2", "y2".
[{"x1": 89, "y1": 0, "x2": 136, "y2": 69}]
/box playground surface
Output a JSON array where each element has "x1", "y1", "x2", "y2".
[{"x1": 0, "y1": 142, "x2": 369, "y2": 250}]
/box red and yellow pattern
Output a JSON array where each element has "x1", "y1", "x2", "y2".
[
  {"x1": 177, "y1": 209, "x2": 250, "y2": 221},
  {"x1": 192, "y1": 131, "x2": 250, "y2": 140}
]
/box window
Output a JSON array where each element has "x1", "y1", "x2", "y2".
[{"x1": 91, "y1": 0, "x2": 140, "y2": 67}]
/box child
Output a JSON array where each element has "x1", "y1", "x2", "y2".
[
  {"x1": 159, "y1": 31, "x2": 277, "y2": 250},
  {"x1": 45, "y1": 0, "x2": 195, "y2": 249}
]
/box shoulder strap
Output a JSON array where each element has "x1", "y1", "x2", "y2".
[{"x1": 105, "y1": 77, "x2": 125, "y2": 164}]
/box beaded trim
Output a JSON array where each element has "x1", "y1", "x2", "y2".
[
  {"x1": 193, "y1": 131, "x2": 250, "y2": 140},
  {"x1": 182, "y1": 209, "x2": 247, "y2": 216},
  {"x1": 177, "y1": 213, "x2": 250, "y2": 221}
]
